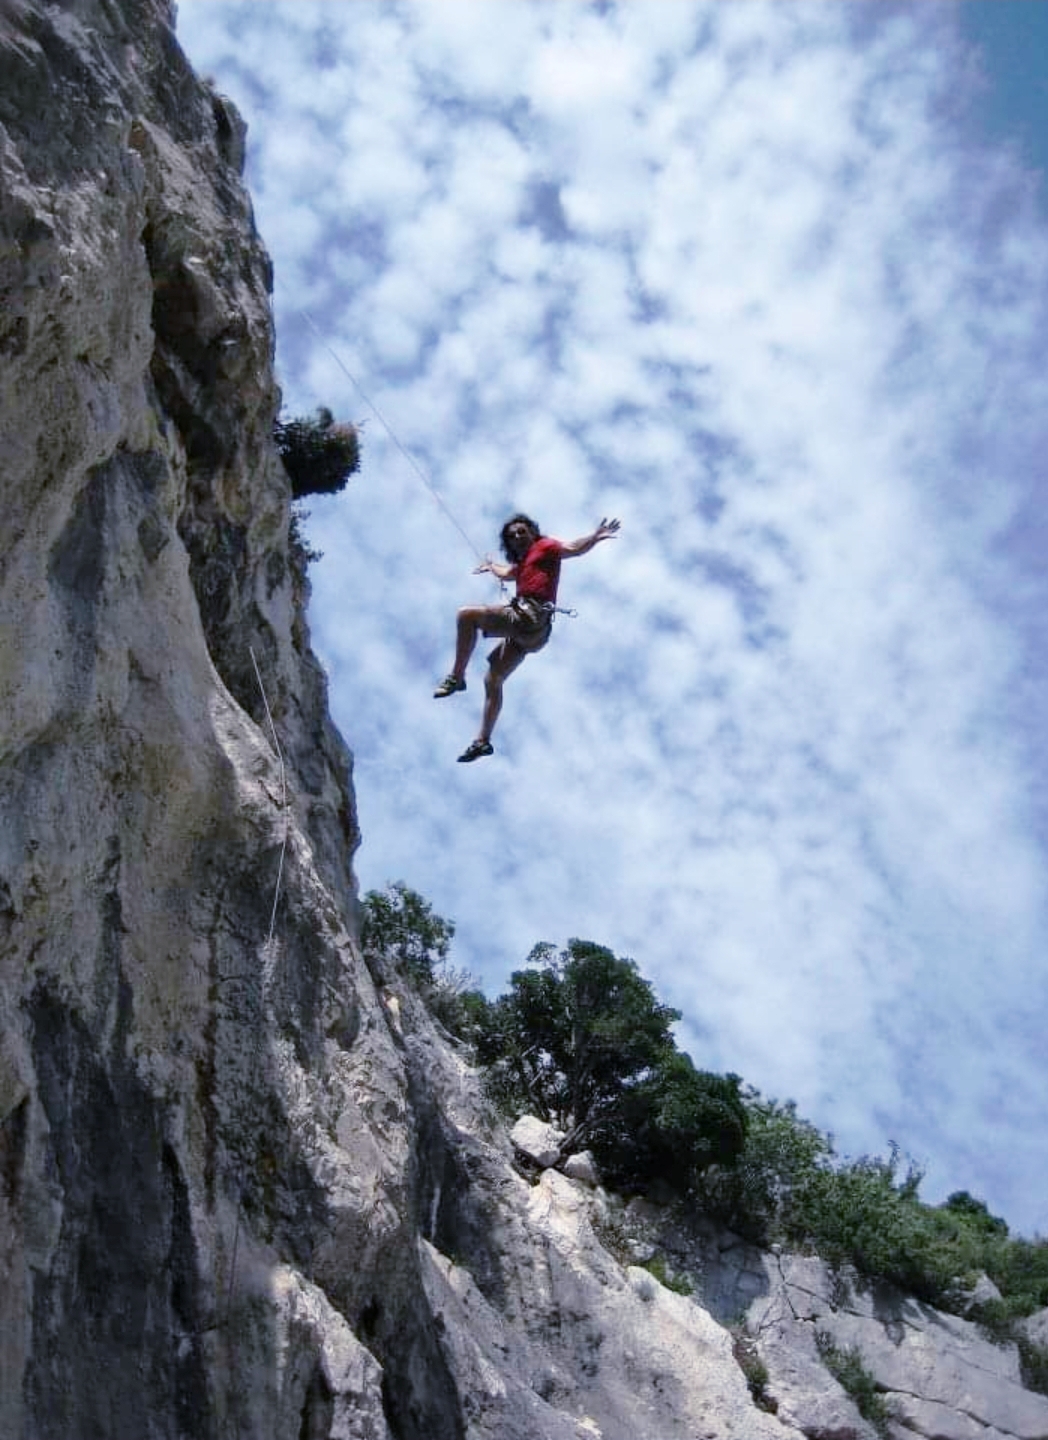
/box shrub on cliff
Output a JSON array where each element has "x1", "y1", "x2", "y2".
[
  {"x1": 359, "y1": 882, "x2": 488, "y2": 1038},
  {"x1": 783, "y1": 1147, "x2": 993, "y2": 1304},
  {"x1": 592, "y1": 1052, "x2": 748, "y2": 1192},
  {"x1": 699, "y1": 1095, "x2": 1048, "y2": 1315},
  {"x1": 359, "y1": 882, "x2": 1048, "y2": 1312},
  {"x1": 360, "y1": 881, "x2": 454, "y2": 986},
  {"x1": 275, "y1": 406, "x2": 360, "y2": 498}
]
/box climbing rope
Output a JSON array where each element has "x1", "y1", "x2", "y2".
[
  {"x1": 299, "y1": 309, "x2": 495, "y2": 577},
  {"x1": 215, "y1": 647, "x2": 289, "y2": 1350},
  {"x1": 248, "y1": 645, "x2": 288, "y2": 947}
]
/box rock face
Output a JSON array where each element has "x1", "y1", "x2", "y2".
[{"x1": 2, "y1": 4, "x2": 1047, "y2": 1439}]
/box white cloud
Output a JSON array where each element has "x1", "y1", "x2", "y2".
[{"x1": 177, "y1": 0, "x2": 1048, "y2": 1235}]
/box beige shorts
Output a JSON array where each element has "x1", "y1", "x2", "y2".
[{"x1": 482, "y1": 597, "x2": 554, "y2": 658}]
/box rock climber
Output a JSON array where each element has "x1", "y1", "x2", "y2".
[{"x1": 433, "y1": 513, "x2": 621, "y2": 762}]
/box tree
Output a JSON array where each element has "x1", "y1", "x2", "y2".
[
  {"x1": 477, "y1": 940, "x2": 679, "y2": 1138},
  {"x1": 275, "y1": 407, "x2": 360, "y2": 499},
  {"x1": 475, "y1": 939, "x2": 746, "y2": 1192},
  {"x1": 360, "y1": 882, "x2": 454, "y2": 985},
  {"x1": 593, "y1": 1053, "x2": 748, "y2": 1191}
]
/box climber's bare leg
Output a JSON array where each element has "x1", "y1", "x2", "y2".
[
  {"x1": 448, "y1": 605, "x2": 515, "y2": 681},
  {"x1": 477, "y1": 642, "x2": 527, "y2": 744}
]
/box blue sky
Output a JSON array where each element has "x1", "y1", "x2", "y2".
[
  {"x1": 960, "y1": 2, "x2": 1048, "y2": 179},
  {"x1": 175, "y1": 2, "x2": 1048, "y2": 1236}
]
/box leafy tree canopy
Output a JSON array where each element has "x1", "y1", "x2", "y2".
[
  {"x1": 360, "y1": 881, "x2": 453, "y2": 986},
  {"x1": 476, "y1": 940, "x2": 679, "y2": 1133},
  {"x1": 595, "y1": 1051, "x2": 748, "y2": 1192},
  {"x1": 475, "y1": 939, "x2": 746, "y2": 1189}
]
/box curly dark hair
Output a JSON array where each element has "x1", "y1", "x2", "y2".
[{"x1": 500, "y1": 513, "x2": 542, "y2": 561}]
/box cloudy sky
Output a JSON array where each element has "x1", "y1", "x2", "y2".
[{"x1": 175, "y1": 1, "x2": 1048, "y2": 1236}]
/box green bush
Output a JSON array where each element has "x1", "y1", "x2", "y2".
[
  {"x1": 695, "y1": 1093, "x2": 1048, "y2": 1315},
  {"x1": 697, "y1": 1093, "x2": 833, "y2": 1244},
  {"x1": 593, "y1": 1054, "x2": 747, "y2": 1192},
  {"x1": 426, "y1": 975, "x2": 490, "y2": 1042},
  {"x1": 288, "y1": 503, "x2": 323, "y2": 572},
  {"x1": 275, "y1": 407, "x2": 360, "y2": 499},
  {"x1": 641, "y1": 1253, "x2": 694, "y2": 1296},
  {"x1": 943, "y1": 1190, "x2": 1008, "y2": 1238},
  {"x1": 784, "y1": 1148, "x2": 986, "y2": 1303},
  {"x1": 359, "y1": 883, "x2": 489, "y2": 1043},
  {"x1": 815, "y1": 1332, "x2": 892, "y2": 1436},
  {"x1": 984, "y1": 1235, "x2": 1048, "y2": 1314}
]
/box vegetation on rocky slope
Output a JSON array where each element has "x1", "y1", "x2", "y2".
[{"x1": 361, "y1": 879, "x2": 1048, "y2": 1345}]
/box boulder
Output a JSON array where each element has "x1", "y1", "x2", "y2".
[
  {"x1": 960, "y1": 1271, "x2": 1004, "y2": 1314},
  {"x1": 511, "y1": 1115, "x2": 565, "y2": 1168},
  {"x1": 563, "y1": 1151, "x2": 600, "y2": 1186}
]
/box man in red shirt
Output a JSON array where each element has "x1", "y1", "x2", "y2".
[{"x1": 434, "y1": 513, "x2": 620, "y2": 761}]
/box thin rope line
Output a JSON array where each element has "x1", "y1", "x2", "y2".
[
  {"x1": 225, "y1": 1191, "x2": 242, "y2": 1329},
  {"x1": 299, "y1": 309, "x2": 492, "y2": 570},
  {"x1": 249, "y1": 646, "x2": 288, "y2": 947}
]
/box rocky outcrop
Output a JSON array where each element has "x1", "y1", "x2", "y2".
[
  {"x1": 2, "y1": 4, "x2": 1047, "y2": 1439},
  {"x1": 752, "y1": 1255, "x2": 1048, "y2": 1440},
  {"x1": 588, "y1": 1197, "x2": 1048, "y2": 1440}
]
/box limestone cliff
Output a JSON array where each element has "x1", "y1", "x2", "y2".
[{"x1": 1, "y1": 4, "x2": 1046, "y2": 1439}]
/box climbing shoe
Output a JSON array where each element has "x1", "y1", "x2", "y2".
[
  {"x1": 433, "y1": 674, "x2": 466, "y2": 698},
  {"x1": 457, "y1": 739, "x2": 494, "y2": 763}
]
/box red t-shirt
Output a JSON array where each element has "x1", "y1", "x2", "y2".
[{"x1": 515, "y1": 536, "x2": 564, "y2": 603}]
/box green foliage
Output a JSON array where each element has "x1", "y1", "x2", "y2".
[
  {"x1": 594, "y1": 1053, "x2": 747, "y2": 1192},
  {"x1": 641, "y1": 1253, "x2": 694, "y2": 1296},
  {"x1": 356, "y1": 885, "x2": 1048, "y2": 1322},
  {"x1": 815, "y1": 1332, "x2": 892, "y2": 1436},
  {"x1": 697, "y1": 1093, "x2": 833, "y2": 1243},
  {"x1": 426, "y1": 975, "x2": 490, "y2": 1042},
  {"x1": 983, "y1": 1235, "x2": 1048, "y2": 1313},
  {"x1": 731, "y1": 1331, "x2": 774, "y2": 1412},
  {"x1": 1017, "y1": 1336, "x2": 1048, "y2": 1398},
  {"x1": 943, "y1": 1190, "x2": 1008, "y2": 1238},
  {"x1": 474, "y1": 939, "x2": 745, "y2": 1192},
  {"x1": 697, "y1": 1089, "x2": 1048, "y2": 1319},
  {"x1": 359, "y1": 883, "x2": 489, "y2": 1042},
  {"x1": 783, "y1": 1147, "x2": 992, "y2": 1304},
  {"x1": 436, "y1": 984, "x2": 494, "y2": 1045},
  {"x1": 475, "y1": 939, "x2": 680, "y2": 1134},
  {"x1": 360, "y1": 882, "x2": 454, "y2": 986},
  {"x1": 288, "y1": 503, "x2": 323, "y2": 573},
  {"x1": 275, "y1": 407, "x2": 360, "y2": 499}
]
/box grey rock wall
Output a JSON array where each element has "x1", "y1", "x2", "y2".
[
  {"x1": 2, "y1": 4, "x2": 1046, "y2": 1439},
  {"x1": 0, "y1": 3, "x2": 407, "y2": 1436}
]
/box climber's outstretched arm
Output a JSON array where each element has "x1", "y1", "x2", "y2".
[
  {"x1": 473, "y1": 556, "x2": 518, "y2": 581},
  {"x1": 560, "y1": 517, "x2": 621, "y2": 558}
]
